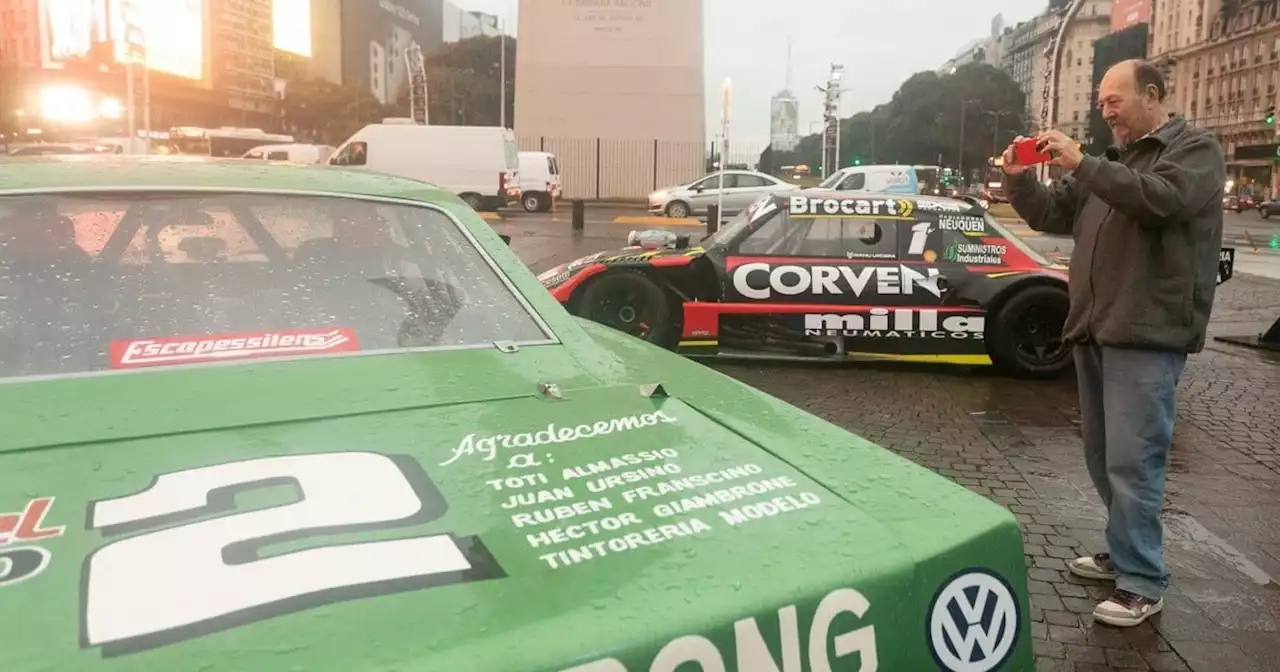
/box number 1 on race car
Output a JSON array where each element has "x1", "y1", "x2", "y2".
[
  {"x1": 908, "y1": 222, "x2": 931, "y2": 256},
  {"x1": 82, "y1": 452, "x2": 493, "y2": 654}
]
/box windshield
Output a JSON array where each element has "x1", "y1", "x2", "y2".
[
  {"x1": 0, "y1": 192, "x2": 551, "y2": 380},
  {"x1": 705, "y1": 194, "x2": 781, "y2": 246},
  {"x1": 985, "y1": 214, "x2": 1052, "y2": 266},
  {"x1": 818, "y1": 171, "x2": 844, "y2": 189}
]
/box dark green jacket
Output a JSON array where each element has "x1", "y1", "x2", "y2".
[{"x1": 1007, "y1": 117, "x2": 1225, "y2": 354}]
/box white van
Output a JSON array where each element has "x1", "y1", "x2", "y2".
[
  {"x1": 818, "y1": 164, "x2": 942, "y2": 195},
  {"x1": 517, "y1": 151, "x2": 562, "y2": 212},
  {"x1": 328, "y1": 121, "x2": 521, "y2": 211},
  {"x1": 241, "y1": 143, "x2": 336, "y2": 164}
]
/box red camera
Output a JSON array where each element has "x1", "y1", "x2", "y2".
[{"x1": 1013, "y1": 138, "x2": 1053, "y2": 165}]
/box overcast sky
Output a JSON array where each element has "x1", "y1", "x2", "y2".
[{"x1": 457, "y1": 0, "x2": 1048, "y2": 146}]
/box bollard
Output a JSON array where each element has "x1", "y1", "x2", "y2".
[
  {"x1": 571, "y1": 200, "x2": 585, "y2": 232},
  {"x1": 706, "y1": 205, "x2": 719, "y2": 234}
]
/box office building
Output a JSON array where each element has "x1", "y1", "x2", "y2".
[{"x1": 1155, "y1": 0, "x2": 1280, "y2": 189}]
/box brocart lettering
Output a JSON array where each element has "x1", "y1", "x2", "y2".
[
  {"x1": 733, "y1": 263, "x2": 943, "y2": 299},
  {"x1": 789, "y1": 195, "x2": 913, "y2": 218},
  {"x1": 805, "y1": 309, "x2": 985, "y2": 340},
  {"x1": 559, "y1": 587, "x2": 878, "y2": 671}
]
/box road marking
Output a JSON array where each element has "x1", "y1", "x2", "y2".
[
  {"x1": 479, "y1": 212, "x2": 503, "y2": 221},
  {"x1": 613, "y1": 216, "x2": 702, "y2": 227}
]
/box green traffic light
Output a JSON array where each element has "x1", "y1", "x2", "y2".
[{"x1": 1269, "y1": 115, "x2": 1276, "y2": 124}]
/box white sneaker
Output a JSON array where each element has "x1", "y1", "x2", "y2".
[
  {"x1": 1067, "y1": 552, "x2": 1118, "y2": 580},
  {"x1": 1093, "y1": 589, "x2": 1163, "y2": 627}
]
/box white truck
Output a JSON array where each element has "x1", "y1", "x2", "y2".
[
  {"x1": 328, "y1": 120, "x2": 521, "y2": 211},
  {"x1": 517, "y1": 151, "x2": 562, "y2": 212}
]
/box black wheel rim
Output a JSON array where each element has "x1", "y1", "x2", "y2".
[
  {"x1": 585, "y1": 285, "x2": 657, "y2": 340},
  {"x1": 1011, "y1": 302, "x2": 1071, "y2": 368}
]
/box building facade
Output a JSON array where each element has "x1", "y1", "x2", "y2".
[
  {"x1": 214, "y1": 0, "x2": 277, "y2": 124},
  {"x1": 1156, "y1": 0, "x2": 1280, "y2": 192},
  {"x1": 1003, "y1": 16, "x2": 1046, "y2": 122},
  {"x1": 1049, "y1": 0, "x2": 1112, "y2": 142}
]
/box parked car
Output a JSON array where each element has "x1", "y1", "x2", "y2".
[
  {"x1": 0, "y1": 155, "x2": 1033, "y2": 672},
  {"x1": 648, "y1": 170, "x2": 797, "y2": 219},
  {"x1": 517, "y1": 150, "x2": 562, "y2": 212},
  {"x1": 240, "y1": 143, "x2": 336, "y2": 164},
  {"x1": 1238, "y1": 193, "x2": 1259, "y2": 210},
  {"x1": 328, "y1": 119, "x2": 520, "y2": 212},
  {"x1": 1223, "y1": 194, "x2": 1240, "y2": 211},
  {"x1": 540, "y1": 191, "x2": 1238, "y2": 379}
]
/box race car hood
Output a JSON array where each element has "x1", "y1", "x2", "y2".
[
  {"x1": 1, "y1": 347, "x2": 1029, "y2": 671},
  {"x1": 536, "y1": 243, "x2": 707, "y2": 291}
]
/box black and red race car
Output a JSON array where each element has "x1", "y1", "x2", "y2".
[{"x1": 536, "y1": 191, "x2": 1232, "y2": 378}]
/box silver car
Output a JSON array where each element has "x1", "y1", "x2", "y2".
[{"x1": 648, "y1": 170, "x2": 798, "y2": 218}]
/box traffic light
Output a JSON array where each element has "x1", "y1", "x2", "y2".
[
  {"x1": 1265, "y1": 104, "x2": 1275, "y2": 124},
  {"x1": 852, "y1": 156, "x2": 861, "y2": 166}
]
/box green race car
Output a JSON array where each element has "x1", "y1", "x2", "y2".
[{"x1": 0, "y1": 156, "x2": 1032, "y2": 672}]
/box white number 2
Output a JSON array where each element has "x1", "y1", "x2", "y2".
[
  {"x1": 907, "y1": 221, "x2": 932, "y2": 256},
  {"x1": 83, "y1": 452, "x2": 494, "y2": 654}
]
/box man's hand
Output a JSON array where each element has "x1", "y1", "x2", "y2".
[
  {"x1": 1037, "y1": 130, "x2": 1085, "y2": 172},
  {"x1": 1001, "y1": 137, "x2": 1032, "y2": 176}
]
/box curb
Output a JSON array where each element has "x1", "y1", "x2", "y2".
[{"x1": 612, "y1": 216, "x2": 703, "y2": 227}]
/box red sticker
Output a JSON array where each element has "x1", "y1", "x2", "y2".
[
  {"x1": 109, "y1": 328, "x2": 359, "y2": 369},
  {"x1": 0, "y1": 497, "x2": 65, "y2": 546}
]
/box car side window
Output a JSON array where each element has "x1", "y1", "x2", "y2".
[
  {"x1": 267, "y1": 151, "x2": 290, "y2": 161},
  {"x1": 734, "y1": 175, "x2": 769, "y2": 188},
  {"x1": 838, "y1": 173, "x2": 866, "y2": 190},
  {"x1": 330, "y1": 142, "x2": 367, "y2": 166},
  {"x1": 737, "y1": 213, "x2": 897, "y2": 259},
  {"x1": 243, "y1": 151, "x2": 263, "y2": 160},
  {"x1": 697, "y1": 175, "x2": 737, "y2": 190}
]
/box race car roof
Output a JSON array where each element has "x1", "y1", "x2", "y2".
[{"x1": 0, "y1": 155, "x2": 457, "y2": 204}]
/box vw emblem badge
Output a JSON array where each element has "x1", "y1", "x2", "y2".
[{"x1": 926, "y1": 568, "x2": 1021, "y2": 672}]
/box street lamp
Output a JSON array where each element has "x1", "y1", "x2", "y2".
[
  {"x1": 984, "y1": 110, "x2": 1013, "y2": 156},
  {"x1": 958, "y1": 98, "x2": 981, "y2": 184}
]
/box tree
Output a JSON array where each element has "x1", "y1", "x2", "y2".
[
  {"x1": 760, "y1": 63, "x2": 1026, "y2": 180},
  {"x1": 423, "y1": 35, "x2": 515, "y2": 126},
  {"x1": 279, "y1": 77, "x2": 395, "y2": 145}
]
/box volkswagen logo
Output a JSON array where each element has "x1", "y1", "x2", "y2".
[{"x1": 926, "y1": 568, "x2": 1021, "y2": 672}]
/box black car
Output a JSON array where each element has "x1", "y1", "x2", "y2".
[{"x1": 539, "y1": 191, "x2": 1239, "y2": 379}]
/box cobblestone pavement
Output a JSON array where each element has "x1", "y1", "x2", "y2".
[{"x1": 504, "y1": 214, "x2": 1280, "y2": 671}]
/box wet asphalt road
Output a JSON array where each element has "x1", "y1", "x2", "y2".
[{"x1": 498, "y1": 203, "x2": 1280, "y2": 671}]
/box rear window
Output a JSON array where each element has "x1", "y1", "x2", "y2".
[
  {"x1": 548, "y1": 156, "x2": 560, "y2": 175},
  {"x1": 0, "y1": 192, "x2": 551, "y2": 380}
]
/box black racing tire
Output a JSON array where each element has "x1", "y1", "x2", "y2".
[
  {"x1": 460, "y1": 193, "x2": 485, "y2": 211},
  {"x1": 665, "y1": 201, "x2": 691, "y2": 219},
  {"x1": 522, "y1": 192, "x2": 547, "y2": 213},
  {"x1": 988, "y1": 285, "x2": 1074, "y2": 379},
  {"x1": 576, "y1": 270, "x2": 678, "y2": 348}
]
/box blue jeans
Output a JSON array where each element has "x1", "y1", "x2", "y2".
[{"x1": 1073, "y1": 343, "x2": 1186, "y2": 601}]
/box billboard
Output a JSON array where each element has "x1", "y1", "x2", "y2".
[
  {"x1": 339, "y1": 0, "x2": 443, "y2": 105},
  {"x1": 1111, "y1": 0, "x2": 1151, "y2": 33},
  {"x1": 39, "y1": 0, "x2": 206, "y2": 81},
  {"x1": 770, "y1": 93, "x2": 799, "y2": 152}
]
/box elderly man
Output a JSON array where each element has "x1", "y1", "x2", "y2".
[{"x1": 1001, "y1": 59, "x2": 1225, "y2": 627}]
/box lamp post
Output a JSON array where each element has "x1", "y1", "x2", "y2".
[
  {"x1": 984, "y1": 109, "x2": 1013, "y2": 156},
  {"x1": 957, "y1": 98, "x2": 981, "y2": 185}
]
